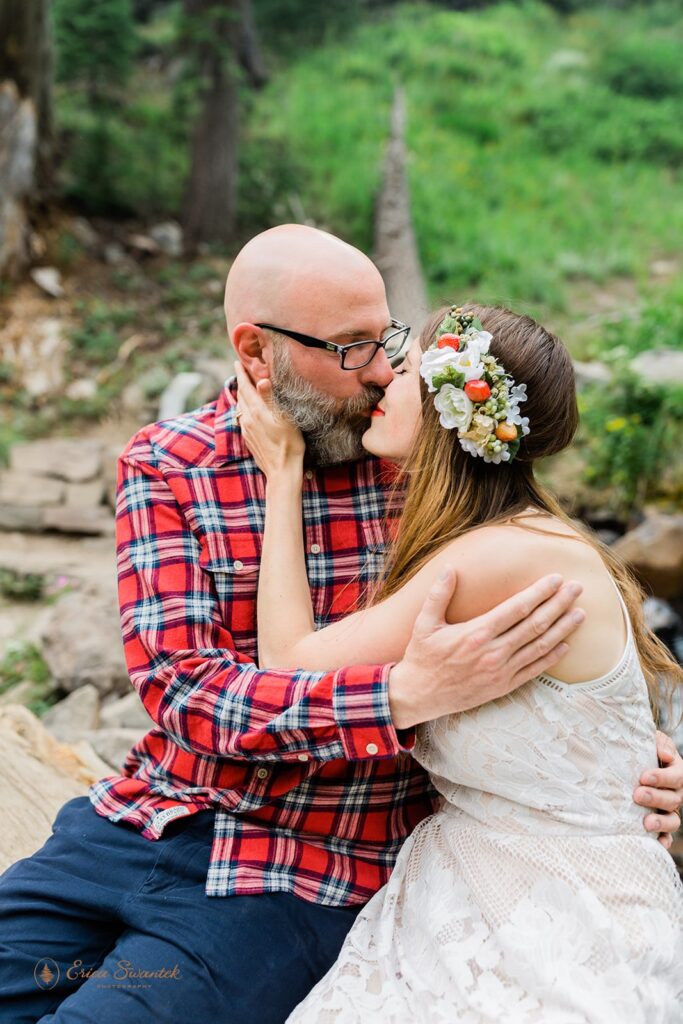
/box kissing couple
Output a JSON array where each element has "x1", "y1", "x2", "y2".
[{"x1": 0, "y1": 225, "x2": 682, "y2": 1024}]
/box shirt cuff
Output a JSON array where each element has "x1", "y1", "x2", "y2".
[{"x1": 332, "y1": 663, "x2": 416, "y2": 761}]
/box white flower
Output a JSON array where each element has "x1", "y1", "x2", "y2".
[
  {"x1": 420, "y1": 348, "x2": 463, "y2": 393},
  {"x1": 433, "y1": 385, "x2": 474, "y2": 431},
  {"x1": 459, "y1": 438, "x2": 511, "y2": 463},
  {"x1": 509, "y1": 382, "x2": 527, "y2": 404}
]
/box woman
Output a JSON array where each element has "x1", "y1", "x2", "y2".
[{"x1": 236, "y1": 304, "x2": 683, "y2": 1022}]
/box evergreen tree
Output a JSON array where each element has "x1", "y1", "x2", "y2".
[
  {"x1": 179, "y1": 0, "x2": 266, "y2": 250},
  {"x1": 54, "y1": 0, "x2": 137, "y2": 211}
]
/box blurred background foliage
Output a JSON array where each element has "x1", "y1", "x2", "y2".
[{"x1": 1, "y1": 0, "x2": 682, "y2": 518}]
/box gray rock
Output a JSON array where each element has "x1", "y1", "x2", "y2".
[
  {"x1": 0, "y1": 680, "x2": 36, "y2": 706},
  {"x1": 572, "y1": 360, "x2": 611, "y2": 389},
  {"x1": 40, "y1": 588, "x2": 129, "y2": 696},
  {"x1": 87, "y1": 727, "x2": 143, "y2": 771},
  {"x1": 103, "y1": 242, "x2": 126, "y2": 265},
  {"x1": 10, "y1": 439, "x2": 104, "y2": 482},
  {"x1": 43, "y1": 505, "x2": 114, "y2": 536},
  {"x1": 65, "y1": 480, "x2": 106, "y2": 509},
  {"x1": 42, "y1": 684, "x2": 100, "y2": 744},
  {"x1": 629, "y1": 349, "x2": 683, "y2": 387},
  {"x1": 102, "y1": 446, "x2": 120, "y2": 510},
  {"x1": 69, "y1": 217, "x2": 99, "y2": 251},
  {"x1": 612, "y1": 513, "x2": 683, "y2": 600},
  {"x1": 0, "y1": 504, "x2": 45, "y2": 532},
  {"x1": 99, "y1": 691, "x2": 154, "y2": 732},
  {"x1": 0, "y1": 470, "x2": 65, "y2": 506},
  {"x1": 13, "y1": 318, "x2": 68, "y2": 398},
  {"x1": 149, "y1": 221, "x2": 183, "y2": 257},
  {"x1": 158, "y1": 372, "x2": 203, "y2": 420},
  {"x1": 126, "y1": 233, "x2": 159, "y2": 256},
  {"x1": 643, "y1": 596, "x2": 680, "y2": 633},
  {"x1": 30, "y1": 266, "x2": 64, "y2": 298},
  {"x1": 65, "y1": 377, "x2": 98, "y2": 402}
]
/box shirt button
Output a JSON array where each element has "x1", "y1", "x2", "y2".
[
  {"x1": 233, "y1": 559, "x2": 244, "y2": 571},
  {"x1": 305, "y1": 470, "x2": 314, "y2": 480},
  {"x1": 256, "y1": 767, "x2": 269, "y2": 780},
  {"x1": 365, "y1": 742, "x2": 379, "y2": 756},
  {"x1": 310, "y1": 544, "x2": 321, "y2": 555},
  {"x1": 297, "y1": 753, "x2": 309, "y2": 762}
]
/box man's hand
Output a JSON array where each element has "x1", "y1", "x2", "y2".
[
  {"x1": 389, "y1": 568, "x2": 585, "y2": 729},
  {"x1": 634, "y1": 731, "x2": 683, "y2": 849}
]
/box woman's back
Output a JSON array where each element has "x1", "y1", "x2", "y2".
[{"x1": 444, "y1": 510, "x2": 630, "y2": 685}]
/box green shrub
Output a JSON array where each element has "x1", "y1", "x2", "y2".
[{"x1": 599, "y1": 34, "x2": 683, "y2": 100}]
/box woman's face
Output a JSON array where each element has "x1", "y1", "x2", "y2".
[{"x1": 362, "y1": 338, "x2": 424, "y2": 461}]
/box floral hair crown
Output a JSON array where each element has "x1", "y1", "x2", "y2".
[{"x1": 419, "y1": 306, "x2": 530, "y2": 464}]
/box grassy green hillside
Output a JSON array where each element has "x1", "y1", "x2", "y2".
[{"x1": 247, "y1": 1, "x2": 683, "y2": 321}]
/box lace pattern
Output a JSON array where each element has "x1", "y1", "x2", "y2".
[{"x1": 287, "y1": 617, "x2": 683, "y2": 1022}]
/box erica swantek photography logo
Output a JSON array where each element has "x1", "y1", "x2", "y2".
[{"x1": 34, "y1": 958, "x2": 182, "y2": 991}]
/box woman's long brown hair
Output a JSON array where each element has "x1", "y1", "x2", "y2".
[{"x1": 376, "y1": 304, "x2": 682, "y2": 718}]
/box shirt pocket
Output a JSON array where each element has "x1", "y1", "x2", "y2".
[
  {"x1": 359, "y1": 517, "x2": 388, "y2": 584},
  {"x1": 199, "y1": 533, "x2": 260, "y2": 661}
]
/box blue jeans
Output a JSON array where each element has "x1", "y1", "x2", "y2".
[{"x1": 0, "y1": 796, "x2": 362, "y2": 1023}]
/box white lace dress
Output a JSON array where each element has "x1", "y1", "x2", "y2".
[{"x1": 287, "y1": 588, "x2": 683, "y2": 1023}]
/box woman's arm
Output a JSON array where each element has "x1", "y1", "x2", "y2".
[{"x1": 236, "y1": 363, "x2": 586, "y2": 673}]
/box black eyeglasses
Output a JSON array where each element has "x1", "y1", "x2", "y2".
[{"x1": 255, "y1": 318, "x2": 411, "y2": 370}]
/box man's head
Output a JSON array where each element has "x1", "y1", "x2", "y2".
[{"x1": 225, "y1": 224, "x2": 396, "y2": 465}]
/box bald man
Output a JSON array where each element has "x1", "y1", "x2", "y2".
[{"x1": 1, "y1": 225, "x2": 681, "y2": 1024}]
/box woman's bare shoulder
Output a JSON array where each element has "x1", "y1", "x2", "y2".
[{"x1": 439, "y1": 513, "x2": 603, "y2": 624}]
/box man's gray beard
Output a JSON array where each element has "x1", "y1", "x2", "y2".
[{"x1": 270, "y1": 343, "x2": 383, "y2": 466}]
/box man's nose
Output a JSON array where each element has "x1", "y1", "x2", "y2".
[{"x1": 359, "y1": 347, "x2": 394, "y2": 388}]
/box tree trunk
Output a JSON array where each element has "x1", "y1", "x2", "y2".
[
  {"x1": 0, "y1": 0, "x2": 55, "y2": 192},
  {"x1": 180, "y1": 0, "x2": 265, "y2": 252},
  {"x1": 374, "y1": 88, "x2": 429, "y2": 335}
]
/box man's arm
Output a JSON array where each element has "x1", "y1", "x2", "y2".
[
  {"x1": 118, "y1": 445, "x2": 583, "y2": 765},
  {"x1": 117, "y1": 449, "x2": 408, "y2": 763}
]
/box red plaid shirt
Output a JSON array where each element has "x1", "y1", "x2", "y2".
[{"x1": 90, "y1": 379, "x2": 438, "y2": 905}]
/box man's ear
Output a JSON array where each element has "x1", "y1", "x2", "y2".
[{"x1": 232, "y1": 323, "x2": 271, "y2": 382}]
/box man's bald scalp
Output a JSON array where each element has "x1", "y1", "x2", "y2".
[{"x1": 224, "y1": 224, "x2": 384, "y2": 335}]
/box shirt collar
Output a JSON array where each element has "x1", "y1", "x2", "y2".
[{"x1": 214, "y1": 377, "x2": 251, "y2": 464}]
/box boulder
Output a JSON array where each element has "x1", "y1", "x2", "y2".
[
  {"x1": 64, "y1": 479, "x2": 106, "y2": 509},
  {"x1": 87, "y1": 727, "x2": 143, "y2": 771},
  {"x1": 43, "y1": 505, "x2": 114, "y2": 535},
  {"x1": 0, "y1": 704, "x2": 110, "y2": 874},
  {"x1": 11, "y1": 317, "x2": 68, "y2": 398},
  {"x1": 40, "y1": 588, "x2": 129, "y2": 696},
  {"x1": 612, "y1": 513, "x2": 683, "y2": 600},
  {"x1": 0, "y1": 470, "x2": 64, "y2": 506},
  {"x1": 149, "y1": 221, "x2": 183, "y2": 257},
  {"x1": 99, "y1": 691, "x2": 153, "y2": 732},
  {"x1": 42, "y1": 684, "x2": 101, "y2": 744},
  {"x1": 629, "y1": 349, "x2": 683, "y2": 388},
  {"x1": 30, "y1": 266, "x2": 64, "y2": 298},
  {"x1": 10, "y1": 439, "x2": 104, "y2": 483},
  {"x1": 572, "y1": 359, "x2": 611, "y2": 390}
]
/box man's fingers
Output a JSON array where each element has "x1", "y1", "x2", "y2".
[
  {"x1": 643, "y1": 811, "x2": 681, "y2": 835},
  {"x1": 634, "y1": 786, "x2": 683, "y2": 814},
  {"x1": 497, "y1": 580, "x2": 583, "y2": 656},
  {"x1": 476, "y1": 574, "x2": 570, "y2": 639},
  {"x1": 654, "y1": 730, "x2": 678, "y2": 765},
  {"x1": 508, "y1": 607, "x2": 585, "y2": 677},
  {"x1": 511, "y1": 642, "x2": 569, "y2": 690},
  {"x1": 658, "y1": 834, "x2": 673, "y2": 850},
  {"x1": 416, "y1": 567, "x2": 457, "y2": 630},
  {"x1": 640, "y1": 764, "x2": 683, "y2": 791}
]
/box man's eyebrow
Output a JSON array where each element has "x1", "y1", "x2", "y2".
[{"x1": 328, "y1": 324, "x2": 393, "y2": 343}]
